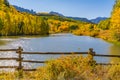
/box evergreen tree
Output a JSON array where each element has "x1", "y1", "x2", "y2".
[{"x1": 4, "y1": 0, "x2": 10, "y2": 7}]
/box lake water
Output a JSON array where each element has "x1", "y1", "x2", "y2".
[{"x1": 0, "y1": 33, "x2": 120, "y2": 69}]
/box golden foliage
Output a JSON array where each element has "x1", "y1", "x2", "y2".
[
  {"x1": 0, "y1": 1, "x2": 49, "y2": 36},
  {"x1": 110, "y1": 0, "x2": 120, "y2": 41},
  {"x1": 0, "y1": 56, "x2": 120, "y2": 80}
]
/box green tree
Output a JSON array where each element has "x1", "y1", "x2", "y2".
[
  {"x1": 97, "y1": 18, "x2": 110, "y2": 30},
  {"x1": 69, "y1": 24, "x2": 78, "y2": 30},
  {"x1": 18, "y1": 21, "x2": 24, "y2": 35},
  {"x1": 4, "y1": 0, "x2": 10, "y2": 7}
]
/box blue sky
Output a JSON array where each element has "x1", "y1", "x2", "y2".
[{"x1": 8, "y1": 0, "x2": 115, "y2": 19}]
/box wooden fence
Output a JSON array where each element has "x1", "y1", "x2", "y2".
[{"x1": 0, "y1": 46, "x2": 120, "y2": 72}]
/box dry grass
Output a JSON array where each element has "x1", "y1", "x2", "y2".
[{"x1": 0, "y1": 55, "x2": 120, "y2": 80}]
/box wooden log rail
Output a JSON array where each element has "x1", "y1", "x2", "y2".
[
  {"x1": 94, "y1": 54, "x2": 120, "y2": 57},
  {"x1": 0, "y1": 49, "x2": 18, "y2": 51},
  {"x1": 0, "y1": 58, "x2": 18, "y2": 60},
  {"x1": 0, "y1": 47, "x2": 120, "y2": 75},
  {"x1": 22, "y1": 52, "x2": 88, "y2": 54}
]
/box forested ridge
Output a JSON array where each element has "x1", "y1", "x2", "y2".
[
  {"x1": 0, "y1": 0, "x2": 120, "y2": 44},
  {"x1": 40, "y1": 14, "x2": 97, "y2": 35},
  {"x1": 97, "y1": 0, "x2": 120, "y2": 42},
  {"x1": 0, "y1": 0, "x2": 49, "y2": 36},
  {"x1": 70, "y1": 0, "x2": 120, "y2": 42},
  {"x1": 0, "y1": 0, "x2": 96, "y2": 36}
]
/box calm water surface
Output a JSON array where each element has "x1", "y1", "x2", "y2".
[{"x1": 0, "y1": 33, "x2": 120, "y2": 69}]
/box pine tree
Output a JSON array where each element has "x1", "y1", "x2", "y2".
[{"x1": 4, "y1": 0, "x2": 10, "y2": 7}]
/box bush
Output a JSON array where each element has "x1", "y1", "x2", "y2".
[
  {"x1": 35, "y1": 55, "x2": 96, "y2": 80},
  {"x1": 0, "y1": 56, "x2": 120, "y2": 80},
  {"x1": 107, "y1": 64, "x2": 120, "y2": 80}
]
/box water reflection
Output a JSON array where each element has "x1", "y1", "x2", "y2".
[
  {"x1": 0, "y1": 34, "x2": 120, "y2": 69},
  {"x1": 109, "y1": 44, "x2": 120, "y2": 63},
  {"x1": 0, "y1": 40, "x2": 7, "y2": 45}
]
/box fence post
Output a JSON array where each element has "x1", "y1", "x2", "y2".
[
  {"x1": 16, "y1": 46, "x2": 23, "y2": 78},
  {"x1": 88, "y1": 48, "x2": 95, "y2": 61}
]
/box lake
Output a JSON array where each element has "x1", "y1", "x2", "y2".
[{"x1": 0, "y1": 33, "x2": 120, "y2": 69}]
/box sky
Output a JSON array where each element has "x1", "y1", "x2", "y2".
[{"x1": 8, "y1": 0, "x2": 115, "y2": 19}]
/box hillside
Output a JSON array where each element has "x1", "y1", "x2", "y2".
[
  {"x1": 0, "y1": 0, "x2": 49, "y2": 36},
  {"x1": 49, "y1": 11, "x2": 64, "y2": 17},
  {"x1": 67, "y1": 17, "x2": 92, "y2": 23},
  {"x1": 13, "y1": 5, "x2": 36, "y2": 14},
  {"x1": 13, "y1": 5, "x2": 106, "y2": 24},
  {"x1": 37, "y1": 12, "x2": 97, "y2": 34},
  {"x1": 90, "y1": 17, "x2": 107, "y2": 24},
  {"x1": 12, "y1": 5, "x2": 96, "y2": 35},
  {"x1": 97, "y1": 0, "x2": 120, "y2": 42},
  {"x1": 0, "y1": 0, "x2": 98, "y2": 36},
  {"x1": 110, "y1": 0, "x2": 120, "y2": 41}
]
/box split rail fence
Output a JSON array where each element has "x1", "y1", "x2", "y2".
[{"x1": 0, "y1": 46, "x2": 120, "y2": 72}]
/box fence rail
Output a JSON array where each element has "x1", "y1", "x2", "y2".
[
  {"x1": 22, "y1": 52, "x2": 88, "y2": 54},
  {"x1": 0, "y1": 66, "x2": 18, "y2": 68},
  {"x1": 0, "y1": 47, "x2": 120, "y2": 77},
  {"x1": 0, "y1": 58, "x2": 18, "y2": 60},
  {"x1": 0, "y1": 49, "x2": 18, "y2": 51},
  {"x1": 22, "y1": 60, "x2": 45, "y2": 63},
  {"x1": 94, "y1": 54, "x2": 120, "y2": 57}
]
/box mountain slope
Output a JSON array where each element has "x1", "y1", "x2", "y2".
[
  {"x1": 49, "y1": 11, "x2": 64, "y2": 17},
  {"x1": 11, "y1": 6, "x2": 106, "y2": 24},
  {"x1": 13, "y1": 5, "x2": 36, "y2": 14},
  {"x1": 0, "y1": 0, "x2": 49, "y2": 36},
  {"x1": 67, "y1": 17, "x2": 92, "y2": 23},
  {"x1": 0, "y1": 0, "x2": 95, "y2": 36},
  {"x1": 0, "y1": 0, "x2": 98, "y2": 36},
  {"x1": 90, "y1": 17, "x2": 107, "y2": 24},
  {"x1": 98, "y1": 0, "x2": 120, "y2": 42}
]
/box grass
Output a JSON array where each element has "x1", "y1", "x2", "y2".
[{"x1": 0, "y1": 55, "x2": 120, "y2": 80}]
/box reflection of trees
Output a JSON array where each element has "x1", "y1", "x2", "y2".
[
  {"x1": 0, "y1": 40, "x2": 6, "y2": 45},
  {"x1": 109, "y1": 44, "x2": 120, "y2": 63}
]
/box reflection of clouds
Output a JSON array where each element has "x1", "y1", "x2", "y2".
[
  {"x1": 8, "y1": 39, "x2": 34, "y2": 68},
  {"x1": 8, "y1": 40, "x2": 28, "y2": 48},
  {"x1": 0, "y1": 38, "x2": 33, "y2": 71},
  {"x1": 0, "y1": 52, "x2": 17, "y2": 58},
  {"x1": 0, "y1": 60, "x2": 18, "y2": 66},
  {"x1": 0, "y1": 35, "x2": 120, "y2": 70}
]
